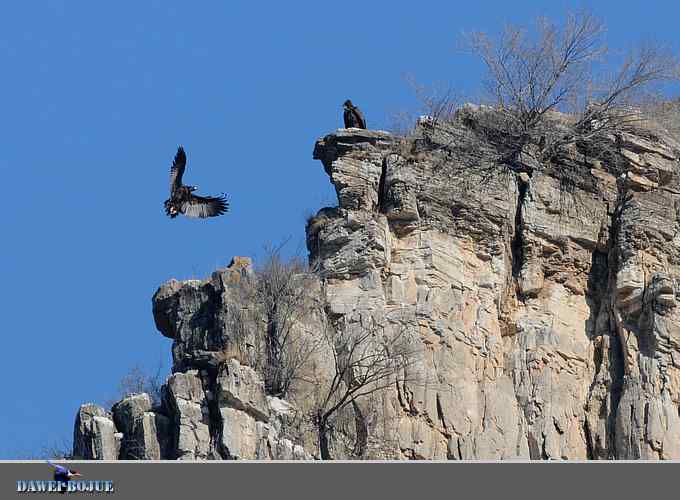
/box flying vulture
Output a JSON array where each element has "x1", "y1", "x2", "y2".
[
  {"x1": 163, "y1": 146, "x2": 229, "y2": 219},
  {"x1": 343, "y1": 99, "x2": 367, "y2": 129}
]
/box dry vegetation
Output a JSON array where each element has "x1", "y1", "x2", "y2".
[
  {"x1": 105, "y1": 363, "x2": 164, "y2": 409},
  {"x1": 223, "y1": 244, "x2": 322, "y2": 398},
  {"x1": 220, "y1": 245, "x2": 420, "y2": 459},
  {"x1": 311, "y1": 314, "x2": 419, "y2": 459},
  {"x1": 398, "y1": 10, "x2": 680, "y2": 187}
]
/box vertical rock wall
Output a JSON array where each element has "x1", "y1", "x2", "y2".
[{"x1": 74, "y1": 112, "x2": 680, "y2": 459}]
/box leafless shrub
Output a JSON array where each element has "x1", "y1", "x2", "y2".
[
  {"x1": 39, "y1": 438, "x2": 74, "y2": 460},
  {"x1": 105, "y1": 362, "x2": 164, "y2": 409},
  {"x1": 462, "y1": 10, "x2": 680, "y2": 167},
  {"x1": 642, "y1": 98, "x2": 680, "y2": 140},
  {"x1": 311, "y1": 313, "x2": 420, "y2": 460},
  {"x1": 386, "y1": 109, "x2": 418, "y2": 138},
  {"x1": 387, "y1": 75, "x2": 460, "y2": 138},
  {"x1": 394, "y1": 10, "x2": 679, "y2": 198},
  {"x1": 223, "y1": 253, "x2": 425, "y2": 459},
  {"x1": 388, "y1": 10, "x2": 680, "y2": 219},
  {"x1": 401, "y1": 74, "x2": 462, "y2": 148},
  {"x1": 467, "y1": 12, "x2": 605, "y2": 130},
  {"x1": 407, "y1": 75, "x2": 459, "y2": 124},
  {"x1": 226, "y1": 243, "x2": 323, "y2": 398}
]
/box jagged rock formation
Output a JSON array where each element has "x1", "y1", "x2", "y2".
[
  {"x1": 73, "y1": 404, "x2": 121, "y2": 460},
  {"x1": 74, "y1": 258, "x2": 311, "y2": 460},
  {"x1": 111, "y1": 393, "x2": 170, "y2": 460},
  {"x1": 74, "y1": 109, "x2": 680, "y2": 460}
]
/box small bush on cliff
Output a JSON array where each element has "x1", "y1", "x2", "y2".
[
  {"x1": 467, "y1": 11, "x2": 678, "y2": 165},
  {"x1": 255, "y1": 245, "x2": 321, "y2": 397},
  {"x1": 105, "y1": 363, "x2": 164, "y2": 409},
  {"x1": 40, "y1": 438, "x2": 74, "y2": 460},
  {"x1": 225, "y1": 243, "x2": 322, "y2": 398},
  {"x1": 408, "y1": 10, "x2": 679, "y2": 181}
]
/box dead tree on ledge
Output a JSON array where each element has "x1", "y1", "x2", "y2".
[{"x1": 464, "y1": 10, "x2": 680, "y2": 168}]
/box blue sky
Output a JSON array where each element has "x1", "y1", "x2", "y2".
[{"x1": 1, "y1": 0, "x2": 678, "y2": 458}]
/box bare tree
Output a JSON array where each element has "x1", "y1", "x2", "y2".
[
  {"x1": 226, "y1": 243, "x2": 323, "y2": 398},
  {"x1": 462, "y1": 10, "x2": 680, "y2": 167},
  {"x1": 389, "y1": 74, "x2": 461, "y2": 146},
  {"x1": 468, "y1": 12, "x2": 604, "y2": 132},
  {"x1": 40, "y1": 438, "x2": 74, "y2": 460},
  {"x1": 312, "y1": 314, "x2": 418, "y2": 460},
  {"x1": 405, "y1": 75, "x2": 460, "y2": 128},
  {"x1": 105, "y1": 362, "x2": 164, "y2": 409}
]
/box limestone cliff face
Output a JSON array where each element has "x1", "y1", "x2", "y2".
[{"x1": 74, "y1": 110, "x2": 680, "y2": 460}]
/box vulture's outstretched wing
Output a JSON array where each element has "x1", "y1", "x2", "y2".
[
  {"x1": 181, "y1": 194, "x2": 229, "y2": 218},
  {"x1": 169, "y1": 146, "x2": 187, "y2": 194}
]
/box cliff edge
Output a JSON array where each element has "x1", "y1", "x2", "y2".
[{"x1": 74, "y1": 107, "x2": 680, "y2": 460}]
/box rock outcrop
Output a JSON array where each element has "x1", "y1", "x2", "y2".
[
  {"x1": 112, "y1": 393, "x2": 170, "y2": 460},
  {"x1": 74, "y1": 110, "x2": 680, "y2": 460},
  {"x1": 73, "y1": 404, "x2": 121, "y2": 460},
  {"x1": 74, "y1": 259, "x2": 312, "y2": 460}
]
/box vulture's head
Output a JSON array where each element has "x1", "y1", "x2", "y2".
[
  {"x1": 190, "y1": 185, "x2": 198, "y2": 192},
  {"x1": 343, "y1": 99, "x2": 353, "y2": 110}
]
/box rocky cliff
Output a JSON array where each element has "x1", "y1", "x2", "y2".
[{"x1": 73, "y1": 107, "x2": 680, "y2": 460}]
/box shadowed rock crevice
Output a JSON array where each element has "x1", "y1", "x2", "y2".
[
  {"x1": 584, "y1": 206, "x2": 623, "y2": 459},
  {"x1": 201, "y1": 367, "x2": 228, "y2": 459},
  {"x1": 511, "y1": 175, "x2": 530, "y2": 283},
  {"x1": 377, "y1": 156, "x2": 388, "y2": 212}
]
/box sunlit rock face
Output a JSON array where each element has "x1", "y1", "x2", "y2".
[
  {"x1": 73, "y1": 404, "x2": 121, "y2": 460},
  {"x1": 75, "y1": 110, "x2": 680, "y2": 460}
]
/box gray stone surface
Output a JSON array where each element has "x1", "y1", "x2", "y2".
[
  {"x1": 216, "y1": 359, "x2": 269, "y2": 422},
  {"x1": 73, "y1": 404, "x2": 120, "y2": 460},
  {"x1": 163, "y1": 370, "x2": 213, "y2": 460},
  {"x1": 112, "y1": 393, "x2": 170, "y2": 460}
]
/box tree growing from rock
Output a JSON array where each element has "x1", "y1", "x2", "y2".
[
  {"x1": 312, "y1": 314, "x2": 418, "y2": 460},
  {"x1": 409, "y1": 10, "x2": 679, "y2": 183},
  {"x1": 40, "y1": 438, "x2": 74, "y2": 460},
  {"x1": 463, "y1": 10, "x2": 680, "y2": 166},
  {"x1": 226, "y1": 244, "x2": 322, "y2": 398},
  {"x1": 106, "y1": 363, "x2": 164, "y2": 409}
]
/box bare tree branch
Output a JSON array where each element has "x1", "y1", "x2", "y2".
[
  {"x1": 226, "y1": 242, "x2": 323, "y2": 398},
  {"x1": 312, "y1": 313, "x2": 420, "y2": 459}
]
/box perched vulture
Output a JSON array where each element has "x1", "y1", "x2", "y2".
[
  {"x1": 343, "y1": 99, "x2": 367, "y2": 129},
  {"x1": 163, "y1": 146, "x2": 229, "y2": 219}
]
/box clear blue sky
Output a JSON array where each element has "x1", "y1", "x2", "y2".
[{"x1": 1, "y1": 0, "x2": 678, "y2": 458}]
